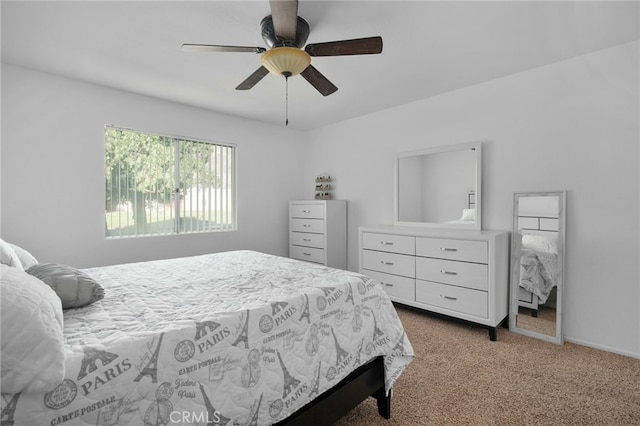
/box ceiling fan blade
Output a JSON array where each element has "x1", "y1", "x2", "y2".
[
  {"x1": 269, "y1": 0, "x2": 298, "y2": 41},
  {"x1": 305, "y1": 36, "x2": 383, "y2": 57},
  {"x1": 300, "y1": 65, "x2": 338, "y2": 96},
  {"x1": 182, "y1": 44, "x2": 266, "y2": 54},
  {"x1": 236, "y1": 66, "x2": 270, "y2": 90}
]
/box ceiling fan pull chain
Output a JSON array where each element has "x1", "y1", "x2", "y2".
[{"x1": 285, "y1": 75, "x2": 289, "y2": 126}]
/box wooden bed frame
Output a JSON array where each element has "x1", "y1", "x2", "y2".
[{"x1": 276, "y1": 356, "x2": 390, "y2": 425}]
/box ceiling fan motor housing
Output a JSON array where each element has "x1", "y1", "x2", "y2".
[{"x1": 260, "y1": 15, "x2": 310, "y2": 48}]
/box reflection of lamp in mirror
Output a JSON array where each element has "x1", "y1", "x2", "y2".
[{"x1": 509, "y1": 191, "x2": 566, "y2": 345}]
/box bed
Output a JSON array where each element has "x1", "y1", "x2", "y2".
[
  {"x1": 446, "y1": 191, "x2": 477, "y2": 224},
  {"x1": 1, "y1": 248, "x2": 414, "y2": 426},
  {"x1": 515, "y1": 214, "x2": 560, "y2": 316}
]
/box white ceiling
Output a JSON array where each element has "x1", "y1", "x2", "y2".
[{"x1": 2, "y1": 1, "x2": 638, "y2": 130}]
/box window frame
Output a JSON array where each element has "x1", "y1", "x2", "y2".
[{"x1": 104, "y1": 125, "x2": 237, "y2": 238}]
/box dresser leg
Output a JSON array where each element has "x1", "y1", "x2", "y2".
[{"x1": 488, "y1": 327, "x2": 497, "y2": 341}]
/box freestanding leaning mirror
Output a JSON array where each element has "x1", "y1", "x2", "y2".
[{"x1": 509, "y1": 191, "x2": 566, "y2": 344}]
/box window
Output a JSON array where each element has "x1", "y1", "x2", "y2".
[{"x1": 105, "y1": 126, "x2": 236, "y2": 238}]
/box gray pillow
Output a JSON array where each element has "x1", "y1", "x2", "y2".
[{"x1": 26, "y1": 263, "x2": 104, "y2": 309}]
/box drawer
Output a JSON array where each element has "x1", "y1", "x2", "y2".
[
  {"x1": 362, "y1": 232, "x2": 415, "y2": 255},
  {"x1": 290, "y1": 232, "x2": 324, "y2": 249},
  {"x1": 364, "y1": 269, "x2": 415, "y2": 301},
  {"x1": 291, "y1": 218, "x2": 324, "y2": 234},
  {"x1": 290, "y1": 245, "x2": 325, "y2": 264},
  {"x1": 416, "y1": 237, "x2": 487, "y2": 264},
  {"x1": 416, "y1": 280, "x2": 488, "y2": 318},
  {"x1": 362, "y1": 250, "x2": 415, "y2": 278},
  {"x1": 291, "y1": 204, "x2": 324, "y2": 219},
  {"x1": 416, "y1": 257, "x2": 488, "y2": 291}
]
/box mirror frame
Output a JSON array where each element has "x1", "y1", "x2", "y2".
[
  {"x1": 394, "y1": 141, "x2": 482, "y2": 230},
  {"x1": 509, "y1": 191, "x2": 566, "y2": 345}
]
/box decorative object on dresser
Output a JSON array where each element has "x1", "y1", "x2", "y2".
[
  {"x1": 395, "y1": 141, "x2": 481, "y2": 230},
  {"x1": 289, "y1": 200, "x2": 347, "y2": 269},
  {"x1": 315, "y1": 173, "x2": 332, "y2": 200},
  {"x1": 509, "y1": 191, "x2": 566, "y2": 345},
  {"x1": 359, "y1": 226, "x2": 510, "y2": 341}
]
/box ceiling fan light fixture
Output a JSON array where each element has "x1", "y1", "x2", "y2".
[{"x1": 261, "y1": 47, "x2": 311, "y2": 77}]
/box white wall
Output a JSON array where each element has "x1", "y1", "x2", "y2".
[
  {"x1": 1, "y1": 64, "x2": 306, "y2": 267},
  {"x1": 2, "y1": 41, "x2": 638, "y2": 358},
  {"x1": 302, "y1": 41, "x2": 640, "y2": 357}
]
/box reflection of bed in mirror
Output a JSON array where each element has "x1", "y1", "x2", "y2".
[
  {"x1": 446, "y1": 191, "x2": 477, "y2": 224},
  {"x1": 516, "y1": 213, "x2": 559, "y2": 317}
]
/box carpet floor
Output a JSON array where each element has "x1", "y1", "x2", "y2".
[{"x1": 335, "y1": 304, "x2": 640, "y2": 426}]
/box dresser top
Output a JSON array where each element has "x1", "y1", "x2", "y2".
[
  {"x1": 360, "y1": 224, "x2": 508, "y2": 240},
  {"x1": 290, "y1": 200, "x2": 346, "y2": 205}
]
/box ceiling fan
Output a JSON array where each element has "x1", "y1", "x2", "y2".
[{"x1": 182, "y1": 0, "x2": 383, "y2": 97}]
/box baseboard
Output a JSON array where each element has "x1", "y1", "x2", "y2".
[{"x1": 564, "y1": 336, "x2": 640, "y2": 360}]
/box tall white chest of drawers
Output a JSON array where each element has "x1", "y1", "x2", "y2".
[
  {"x1": 289, "y1": 200, "x2": 347, "y2": 269},
  {"x1": 359, "y1": 225, "x2": 509, "y2": 340}
]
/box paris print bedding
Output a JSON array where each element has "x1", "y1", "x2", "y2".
[{"x1": 1, "y1": 250, "x2": 414, "y2": 426}]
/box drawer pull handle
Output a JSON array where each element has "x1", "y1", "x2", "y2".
[
  {"x1": 381, "y1": 261, "x2": 394, "y2": 266},
  {"x1": 440, "y1": 247, "x2": 458, "y2": 252},
  {"x1": 440, "y1": 270, "x2": 458, "y2": 275},
  {"x1": 303, "y1": 252, "x2": 311, "y2": 256},
  {"x1": 303, "y1": 224, "x2": 311, "y2": 228},
  {"x1": 441, "y1": 294, "x2": 458, "y2": 301},
  {"x1": 383, "y1": 282, "x2": 394, "y2": 287},
  {"x1": 303, "y1": 238, "x2": 311, "y2": 242},
  {"x1": 380, "y1": 241, "x2": 394, "y2": 246}
]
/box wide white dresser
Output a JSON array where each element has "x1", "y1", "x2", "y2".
[
  {"x1": 289, "y1": 200, "x2": 347, "y2": 269},
  {"x1": 359, "y1": 225, "x2": 509, "y2": 340}
]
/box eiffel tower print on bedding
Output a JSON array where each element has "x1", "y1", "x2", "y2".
[{"x1": 1, "y1": 250, "x2": 414, "y2": 426}]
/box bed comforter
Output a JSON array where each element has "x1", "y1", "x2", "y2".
[
  {"x1": 1, "y1": 250, "x2": 413, "y2": 426},
  {"x1": 519, "y1": 249, "x2": 558, "y2": 304}
]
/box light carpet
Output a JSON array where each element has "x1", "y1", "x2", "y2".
[{"x1": 335, "y1": 305, "x2": 640, "y2": 426}]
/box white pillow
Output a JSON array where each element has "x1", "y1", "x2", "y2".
[
  {"x1": 8, "y1": 242, "x2": 38, "y2": 270},
  {"x1": 1, "y1": 264, "x2": 66, "y2": 393},
  {"x1": 0, "y1": 238, "x2": 23, "y2": 270},
  {"x1": 521, "y1": 234, "x2": 558, "y2": 254},
  {"x1": 459, "y1": 208, "x2": 476, "y2": 222}
]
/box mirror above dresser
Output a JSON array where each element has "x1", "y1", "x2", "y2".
[
  {"x1": 395, "y1": 142, "x2": 482, "y2": 230},
  {"x1": 360, "y1": 141, "x2": 511, "y2": 341}
]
